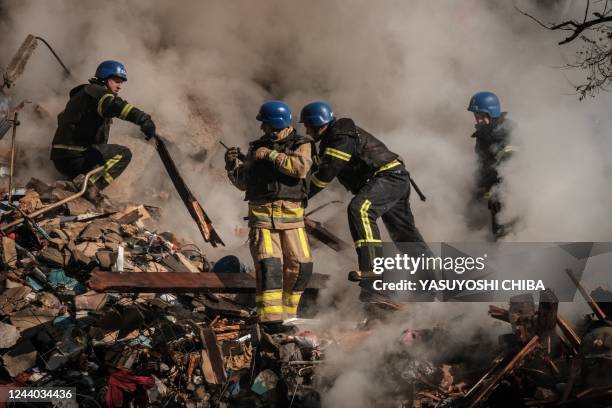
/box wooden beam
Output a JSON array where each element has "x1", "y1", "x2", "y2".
[{"x1": 89, "y1": 270, "x2": 329, "y2": 293}]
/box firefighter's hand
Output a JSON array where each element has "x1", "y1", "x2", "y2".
[
  {"x1": 224, "y1": 147, "x2": 242, "y2": 170},
  {"x1": 254, "y1": 147, "x2": 272, "y2": 160},
  {"x1": 140, "y1": 117, "x2": 156, "y2": 140}
]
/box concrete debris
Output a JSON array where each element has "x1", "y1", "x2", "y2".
[
  {"x1": 0, "y1": 321, "x2": 20, "y2": 348},
  {"x1": 1, "y1": 340, "x2": 37, "y2": 377},
  {"x1": 1, "y1": 237, "x2": 17, "y2": 268},
  {"x1": 0, "y1": 181, "x2": 299, "y2": 405},
  {"x1": 18, "y1": 189, "x2": 43, "y2": 214}
]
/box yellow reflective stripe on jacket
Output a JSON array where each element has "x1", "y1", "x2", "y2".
[
  {"x1": 119, "y1": 103, "x2": 134, "y2": 120},
  {"x1": 268, "y1": 150, "x2": 280, "y2": 161},
  {"x1": 297, "y1": 227, "x2": 310, "y2": 258},
  {"x1": 324, "y1": 147, "x2": 352, "y2": 162},
  {"x1": 52, "y1": 144, "x2": 87, "y2": 152},
  {"x1": 97, "y1": 93, "x2": 115, "y2": 117},
  {"x1": 311, "y1": 173, "x2": 329, "y2": 189},
  {"x1": 360, "y1": 199, "x2": 374, "y2": 241},
  {"x1": 374, "y1": 160, "x2": 401, "y2": 175},
  {"x1": 354, "y1": 239, "x2": 383, "y2": 247}
]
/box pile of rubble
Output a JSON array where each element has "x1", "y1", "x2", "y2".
[
  {"x1": 0, "y1": 176, "x2": 610, "y2": 407},
  {"x1": 0, "y1": 178, "x2": 323, "y2": 407},
  {"x1": 352, "y1": 287, "x2": 612, "y2": 407}
]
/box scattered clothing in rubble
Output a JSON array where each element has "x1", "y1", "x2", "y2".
[{"x1": 105, "y1": 370, "x2": 155, "y2": 407}]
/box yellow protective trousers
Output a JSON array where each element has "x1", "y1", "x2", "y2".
[{"x1": 249, "y1": 226, "x2": 313, "y2": 322}]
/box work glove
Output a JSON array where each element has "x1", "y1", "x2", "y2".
[
  {"x1": 224, "y1": 147, "x2": 242, "y2": 170},
  {"x1": 140, "y1": 116, "x2": 156, "y2": 140},
  {"x1": 254, "y1": 147, "x2": 272, "y2": 160}
]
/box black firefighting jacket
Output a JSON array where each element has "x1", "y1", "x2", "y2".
[
  {"x1": 309, "y1": 118, "x2": 401, "y2": 197},
  {"x1": 50, "y1": 82, "x2": 149, "y2": 159}
]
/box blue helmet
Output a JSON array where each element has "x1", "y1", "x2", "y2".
[
  {"x1": 256, "y1": 100, "x2": 292, "y2": 129},
  {"x1": 95, "y1": 60, "x2": 128, "y2": 81},
  {"x1": 299, "y1": 101, "x2": 336, "y2": 127},
  {"x1": 467, "y1": 92, "x2": 500, "y2": 118}
]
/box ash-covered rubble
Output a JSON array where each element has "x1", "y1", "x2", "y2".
[
  {"x1": 0, "y1": 178, "x2": 610, "y2": 408},
  {"x1": 0, "y1": 178, "x2": 323, "y2": 407}
]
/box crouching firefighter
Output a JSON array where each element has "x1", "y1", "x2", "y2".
[
  {"x1": 225, "y1": 101, "x2": 314, "y2": 325},
  {"x1": 50, "y1": 60, "x2": 156, "y2": 202},
  {"x1": 300, "y1": 101, "x2": 432, "y2": 303},
  {"x1": 467, "y1": 91, "x2": 516, "y2": 239}
]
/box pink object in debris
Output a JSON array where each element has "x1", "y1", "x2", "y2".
[
  {"x1": 399, "y1": 329, "x2": 420, "y2": 346},
  {"x1": 293, "y1": 331, "x2": 320, "y2": 349}
]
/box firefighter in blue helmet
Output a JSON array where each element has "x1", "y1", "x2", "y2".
[
  {"x1": 467, "y1": 91, "x2": 516, "y2": 239},
  {"x1": 225, "y1": 101, "x2": 314, "y2": 325},
  {"x1": 300, "y1": 101, "x2": 432, "y2": 303},
  {"x1": 50, "y1": 60, "x2": 156, "y2": 202}
]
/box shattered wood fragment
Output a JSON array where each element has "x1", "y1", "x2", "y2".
[
  {"x1": 2, "y1": 237, "x2": 17, "y2": 268},
  {"x1": 89, "y1": 270, "x2": 329, "y2": 293},
  {"x1": 304, "y1": 217, "x2": 351, "y2": 251},
  {"x1": 112, "y1": 205, "x2": 150, "y2": 224},
  {"x1": 509, "y1": 294, "x2": 536, "y2": 343},
  {"x1": 556, "y1": 315, "x2": 581, "y2": 351},
  {"x1": 565, "y1": 268, "x2": 607, "y2": 321},
  {"x1": 199, "y1": 326, "x2": 226, "y2": 384},
  {"x1": 3, "y1": 34, "x2": 38, "y2": 88},
  {"x1": 488, "y1": 305, "x2": 509, "y2": 322},
  {"x1": 162, "y1": 252, "x2": 200, "y2": 273},
  {"x1": 537, "y1": 289, "x2": 559, "y2": 334},
  {"x1": 467, "y1": 336, "x2": 540, "y2": 408},
  {"x1": 154, "y1": 135, "x2": 224, "y2": 247}
]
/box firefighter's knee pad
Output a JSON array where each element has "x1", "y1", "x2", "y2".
[
  {"x1": 293, "y1": 262, "x2": 313, "y2": 292},
  {"x1": 259, "y1": 257, "x2": 282, "y2": 290}
]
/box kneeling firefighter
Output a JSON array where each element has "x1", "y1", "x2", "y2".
[
  {"x1": 50, "y1": 60, "x2": 156, "y2": 201},
  {"x1": 225, "y1": 101, "x2": 314, "y2": 325}
]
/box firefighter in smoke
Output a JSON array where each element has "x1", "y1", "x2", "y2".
[
  {"x1": 225, "y1": 101, "x2": 314, "y2": 325},
  {"x1": 467, "y1": 91, "x2": 516, "y2": 239},
  {"x1": 50, "y1": 60, "x2": 156, "y2": 201},
  {"x1": 299, "y1": 101, "x2": 431, "y2": 302}
]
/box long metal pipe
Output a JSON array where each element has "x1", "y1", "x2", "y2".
[{"x1": 1, "y1": 165, "x2": 104, "y2": 232}]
